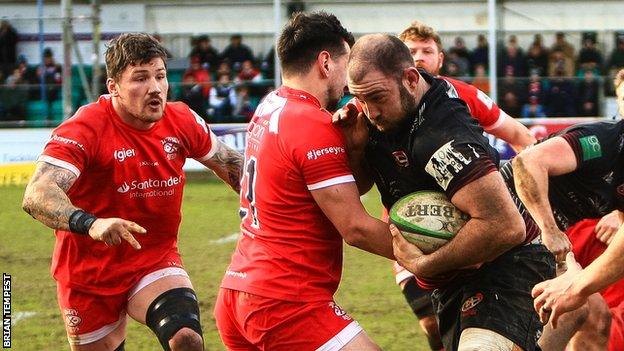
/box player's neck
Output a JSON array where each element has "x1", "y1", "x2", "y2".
[
  {"x1": 282, "y1": 75, "x2": 327, "y2": 109},
  {"x1": 112, "y1": 97, "x2": 156, "y2": 130},
  {"x1": 413, "y1": 77, "x2": 431, "y2": 107}
]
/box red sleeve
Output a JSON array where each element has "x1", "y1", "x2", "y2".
[
  {"x1": 285, "y1": 111, "x2": 354, "y2": 190},
  {"x1": 448, "y1": 78, "x2": 503, "y2": 130},
  {"x1": 39, "y1": 108, "x2": 95, "y2": 177},
  {"x1": 184, "y1": 106, "x2": 218, "y2": 161}
]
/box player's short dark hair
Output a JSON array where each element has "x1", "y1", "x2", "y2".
[
  {"x1": 349, "y1": 34, "x2": 414, "y2": 84},
  {"x1": 277, "y1": 11, "x2": 354, "y2": 77},
  {"x1": 105, "y1": 33, "x2": 168, "y2": 81}
]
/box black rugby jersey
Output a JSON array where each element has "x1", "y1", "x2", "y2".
[
  {"x1": 502, "y1": 120, "x2": 624, "y2": 231},
  {"x1": 365, "y1": 70, "x2": 499, "y2": 209}
]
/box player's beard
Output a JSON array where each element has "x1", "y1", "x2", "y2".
[{"x1": 386, "y1": 84, "x2": 417, "y2": 132}]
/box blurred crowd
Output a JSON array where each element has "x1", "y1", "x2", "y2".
[{"x1": 2, "y1": 17, "x2": 624, "y2": 123}]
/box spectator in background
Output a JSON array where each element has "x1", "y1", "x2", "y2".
[
  {"x1": 577, "y1": 36, "x2": 604, "y2": 75},
  {"x1": 2, "y1": 66, "x2": 29, "y2": 120},
  {"x1": 180, "y1": 75, "x2": 206, "y2": 118},
  {"x1": 261, "y1": 45, "x2": 275, "y2": 79},
  {"x1": 526, "y1": 34, "x2": 550, "y2": 77},
  {"x1": 470, "y1": 34, "x2": 489, "y2": 72},
  {"x1": 526, "y1": 69, "x2": 548, "y2": 106},
  {"x1": 499, "y1": 66, "x2": 525, "y2": 117},
  {"x1": 521, "y1": 95, "x2": 547, "y2": 118},
  {"x1": 551, "y1": 32, "x2": 576, "y2": 64},
  {"x1": 216, "y1": 61, "x2": 232, "y2": 79},
  {"x1": 0, "y1": 20, "x2": 18, "y2": 77},
  {"x1": 34, "y1": 47, "x2": 63, "y2": 101},
  {"x1": 608, "y1": 36, "x2": 624, "y2": 74},
  {"x1": 233, "y1": 85, "x2": 255, "y2": 121},
  {"x1": 470, "y1": 63, "x2": 490, "y2": 95},
  {"x1": 209, "y1": 73, "x2": 237, "y2": 122},
  {"x1": 220, "y1": 34, "x2": 254, "y2": 72},
  {"x1": 577, "y1": 69, "x2": 600, "y2": 116},
  {"x1": 235, "y1": 60, "x2": 261, "y2": 82},
  {"x1": 546, "y1": 67, "x2": 577, "y2": 117},
  {"x1": 189, "y1": 35, "x2": 220, "y2": 73},
  {"x1": 184, "y1": 56, "x2": 212, "y2": 97},
  {"x1": 499, "y1": 35, "x2": 527, "y2": 77},
  {"x1": 548, "y1": 49, "x2": 575, "y2": 78},
  {"x1": 448, "y1": 36, "x2": 471, "y2": 73}
]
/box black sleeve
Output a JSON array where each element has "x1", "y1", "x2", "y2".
[
  {"x1": 558, "y1": 121, "x2": 623, "y2": 175},
  {"x1": 416, "y1": 109, "x2": 498, "y2": 199}
]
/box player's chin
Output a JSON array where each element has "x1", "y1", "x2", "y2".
[{"x1": 143, "y1": 109, "x2": 164, "y2": 122}]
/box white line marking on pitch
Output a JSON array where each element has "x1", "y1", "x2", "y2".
[
  {"x1": 12, "y1": 311, "x2": 37, "y2": 326},
  {"x1": 210, "y1": 233, "x2": 241, "y2": 244}
]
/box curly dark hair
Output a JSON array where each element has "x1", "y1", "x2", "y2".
[
  {"x1": 105, "y1": 33, "x2": 168, "y2": 81},
  {"x1": 277, "y1": 11, "x2": 354, "y2": 77}
]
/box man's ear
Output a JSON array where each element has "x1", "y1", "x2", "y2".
[
  {"x1": 438, "y1": 52, "x2": 445, "y2": 72},
  {"x1": 403, "y1": 66, "x2": 420, "y2": 91},
  {"x1": 317, "y1": 51, "x2": 331, "y2": 78},
  {"x1": 107, "y1": 78, "x2": 118, "y2": 96}
]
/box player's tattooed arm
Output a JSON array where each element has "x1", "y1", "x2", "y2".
[
  {"x1": 201, "y1": 140, "x2": 244, "y2": 194},
  {"x1": 22, "y1": 161, "x2": 79, "y2": 230}
]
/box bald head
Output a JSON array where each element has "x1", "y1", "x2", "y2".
[{"x1": 348, "y1": 33, "x2": 414, "y2": 84}]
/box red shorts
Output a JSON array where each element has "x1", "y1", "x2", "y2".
[
  {"x1": 56, "y1": 254, "x2": 186, "y2": 345},
  {"x1": 214, "y1": 288, "x2": 362, "y2": 351},
  {"x1": 610, "y1": 301, "x2": 624, "y2": 351},
  {"x1": 566, "y1": 219, "x2": 624, "y2": 308}
]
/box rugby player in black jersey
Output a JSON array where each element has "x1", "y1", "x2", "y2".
[{"x1": 337, "y1": 33, "x2": 553, "y2": 351}]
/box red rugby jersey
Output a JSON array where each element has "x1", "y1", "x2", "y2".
[
  {"x1": 221, "y1": 86, "x2": 355, "y2": 302},
  {"x1": 41, "y1": 95, "x2": 216, "y2": 295},
  {"x1": 443, "y1": 76, "x2": 504, "y2": 131}
]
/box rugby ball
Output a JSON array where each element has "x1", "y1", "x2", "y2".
[{"x1": 389, "y1": 191, "x2": 469, "y2": 254}]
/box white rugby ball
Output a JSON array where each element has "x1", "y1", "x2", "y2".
[{"x1": 389, "y1": 191, "x2": 468, "y2": 254}]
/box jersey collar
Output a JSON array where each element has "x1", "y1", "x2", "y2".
[{"x1": 277, "y1": 86, "x2": 322, "y2": 109}]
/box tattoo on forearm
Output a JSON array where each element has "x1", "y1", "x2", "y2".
[
  {"x1": 22, "y1": 162, "x2": 78, "y2": 230},
  {"x1": 208, "y1": 142, "x2": 244, "y2": 193}
]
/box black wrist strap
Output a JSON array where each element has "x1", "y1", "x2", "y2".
[{"x1": 69, "y1": 210, "x2": 97, "y2": 235}]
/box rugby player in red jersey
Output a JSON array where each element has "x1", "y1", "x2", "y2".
[
  {"x1": 22, "y1": 33, "x2": 243, "y2": 351},
  {"x1": 214, "y1": 12, "x2": 395, "y2": 351}
]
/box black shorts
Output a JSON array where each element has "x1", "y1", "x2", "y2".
[
  {"x1": 402, "y1": 277, "x2": 435, "y2": 319},
  {"x1": 431, "y1": 244, "x2": 555, "y2": 351}
]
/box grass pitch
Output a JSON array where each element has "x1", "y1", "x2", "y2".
[{"x1": 1, "y1": 179, "x2": 429, "y2": 350}]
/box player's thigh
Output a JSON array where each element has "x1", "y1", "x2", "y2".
[
  {"x1": 457, "y1": 328, "x2": 523, "y2": 351},
  {"x1": 340, "y1": 330, "x2": 381, "y2": 351},
  {"x1": 126, "y1": 271, "x2": 193, "y2": 323},
  {"x1": 71, "y1": 318, "x2": 127, "y2": 351}
]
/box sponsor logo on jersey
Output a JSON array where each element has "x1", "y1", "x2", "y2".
[
  {"x1": 50, "y1": 134, "x2": 85, "y2": 151},
  {"x1": 140, "y1": 161, "x2": 159, "y2": 167},
  {"x1": 461, "y1": 292, "x2": 483, "y2": 317},
  {"x1": 117, "y1": 182, "x2": 130, "y2": 193},
  {"x1": 63, "y1": 309, "x2": 82, "y2": 333},
  {"x1": 425, "y1": 140, "x2": 474, "y2": 190},
  {"x1": 162, "y1": 137, "x2": 181, "y2": 160},
  {"x1": 579, "y1": 135, "x2": 602, "y2": 161},
  {"x1": 225, "y1": 270, "x2": 247, "y2": 279},
  {"x1": 113, "y1": 147, "x2": 136, "y2": 162},
  {"x1": 117, "y1": 175, "x2": 183, "y2": 198},
  {"x1": 306, "y1": 146, "x2": 346, "y2": 160},
  {"x1": 392, "y1": 150, "x2": 410, "y2": 167}
]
